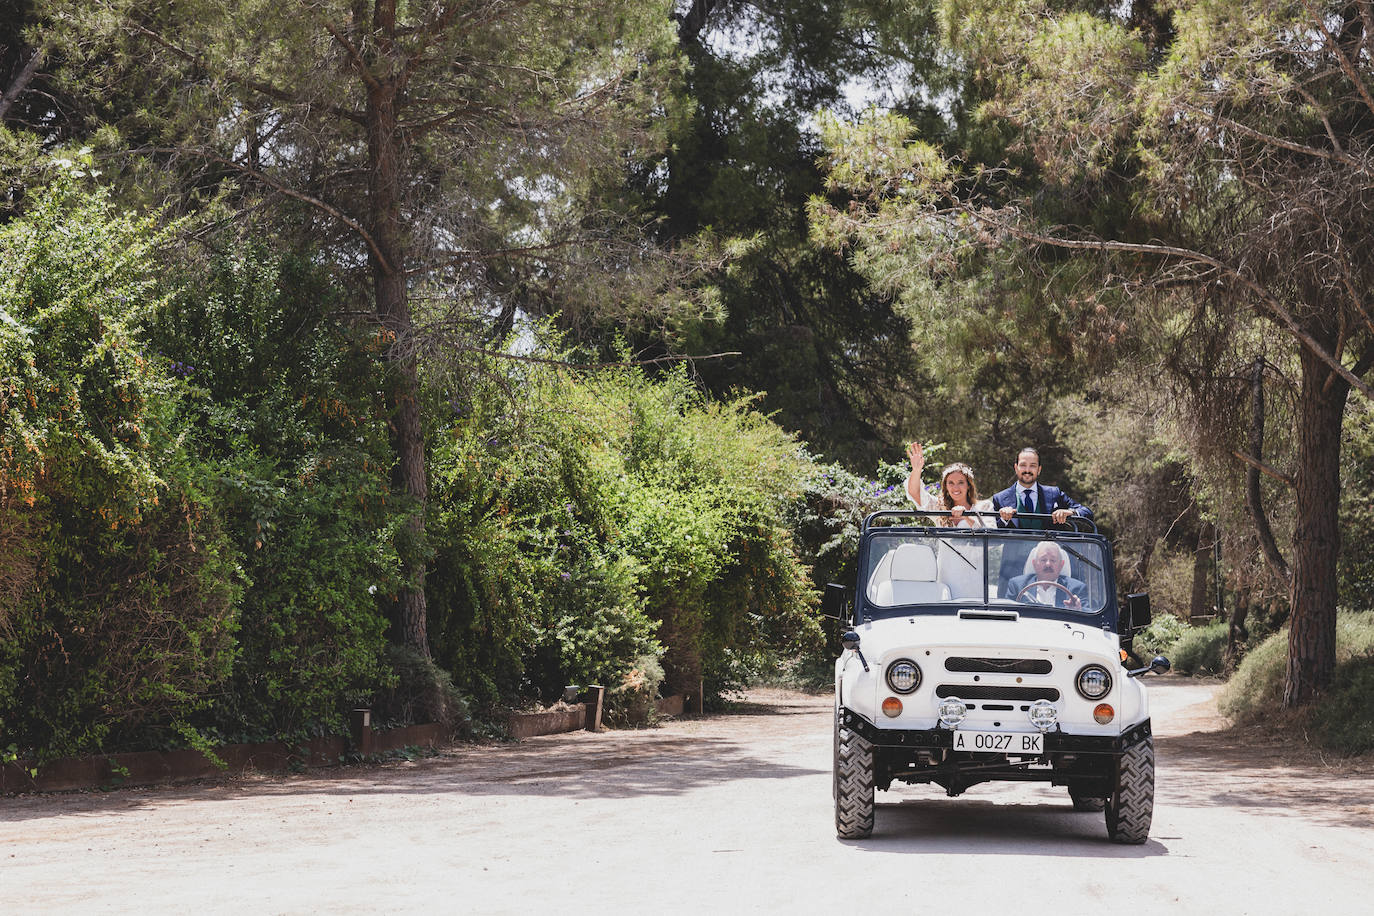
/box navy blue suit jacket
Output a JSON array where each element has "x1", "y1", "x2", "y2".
[
  {"x1": 990, "y1": 483, "x2": 1093, "y2": 586},
  {"x1": 989, "y1": 483, "x2": 1092, "y2": 527},
  {"x1": 1005, "y1": 572, "x2": 1089, "y2": 607}
]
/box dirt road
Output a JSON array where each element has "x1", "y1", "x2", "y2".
[{"x1": 4, "y1": 677, "x2": 1372, "y2": 914}]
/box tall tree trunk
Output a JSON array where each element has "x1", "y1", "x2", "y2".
[
  {"x1": 1189, "y1": 520, "x2": 1213, "y2": 622},
  {"x1": 1284, "y1": 343, "x2": 1348, "y2": 705},
  {"x1": 1134, "y1": 539, "x2": 1154, "y2": 593},
  {"x1": 1226, "y1": 595, "x2": 1249, "y2": 670},
  {"x1": 1245, "y1": 356, "x2": 1290, "y2": 582},
  {"x1": 368, "y1": 39, "x2": 430, "y2": 656}
]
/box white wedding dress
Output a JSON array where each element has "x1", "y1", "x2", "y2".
[{"x1": 911, "y1": 488, "x2": 991, "y2": 599}]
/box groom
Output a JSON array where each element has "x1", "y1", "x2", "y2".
[{"x1": 991, "y1": 447, "x2": 1093, "y2": 591}]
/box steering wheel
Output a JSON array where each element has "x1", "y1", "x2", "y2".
[{"x1": 1015, "y1": 579, "x2": 1078, "y2": 606}]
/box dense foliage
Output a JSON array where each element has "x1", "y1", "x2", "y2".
[
  {"x1": 0, "y1": 173, "x2": 838, "y2": 758},
  {"x1": 0, "y1": 177, "x2": 240, "y2": 759},
  {"x1": 1220, "y1": 612, "x2": 1374, "y2": 753},
  {"x1": 4, "y1": 0, "x2": 1374, "y2": 765},
  {"x1": 145, "y1": 242, "x2": 402, "y2": 742},
  {"x1": 426, "y1": 355, "x2": 822, "y2": 711}
]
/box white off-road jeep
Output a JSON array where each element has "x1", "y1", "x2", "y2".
[{"x1": 823, "y1": 510, "x2": 1169, "y2": 843}]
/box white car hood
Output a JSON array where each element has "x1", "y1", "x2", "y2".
[{"x1": 856, "y1": 612, "x2": 1120, "y2": 663}]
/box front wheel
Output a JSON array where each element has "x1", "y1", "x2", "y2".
[
  {"x1": 1105, "y1": 737, "x2": 1154, "y2": 844},
  {"x1": 834, "y1": 712, "x2": 875, "y2": 839},
  {"x1": 1069, "y1": 788, "x2": 1106, "y2": 812}
]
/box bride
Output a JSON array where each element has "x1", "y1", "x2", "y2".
[{"x1": 905, "y1": 442, "x2": 991, "y2": 597}]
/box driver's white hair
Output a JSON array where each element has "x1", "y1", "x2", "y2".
[{"x1": 1030, "y1": 542, "x2": 1069, "y2": 566}]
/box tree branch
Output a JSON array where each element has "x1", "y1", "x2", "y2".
[
  {"x1": 319, "y1": 18, "x2": 382, "y2": 92},
  {"x1": 1292, "y1": 84, "x2": 1345, "y2": 156},
  {"x1": 963, "y1": 206, "x2": 1374, "y2": 403},
  {"x1": 1312, "y1": 4, "x2": 1374, "y2": 121},
  {"x1": 674, "y1": 0, "x2": 719, "y2": 45},
  {"x1": 1242, "y1": 356, "x2": 1291, "y2": 582},
  {"x1": 126, "y1": 21, "x2": 366, "y2": 125},
  {"x1": 400, "y1": 0, "x2": 467, "y2": 83},
  {"x1": 1213, "y1": 112, "x2": 1371, "y2": 176},
  {"x1": 0, "y1": 47, "x2": 44, "y2": 121},
  {"x1": 198, "y1": 150, "x2": 395, "y2": 275},
  {"x1": 463, "y1": 348, "x2": 742, "y2": 369},
  {"x1": 399, "y1": 100, "x2": 503, "y2": 138},
  {"x1": 1231, "y1": 449, "x2": 1296, "y2": 489}
]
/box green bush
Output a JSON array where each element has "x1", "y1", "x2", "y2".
[
  {"x1": 1310, "y1": 656, "x2": 1374, "y2": 754},
  {"x1": 1220, "y1": 611, "x2": 1374, "y2": 747},
  {"x1": 2, "y1": 184, "x2": 830, "y2": 752},
  {"x1": 0, "y1": 176, "x2": 240, "y2": 759},
  {"x1": 1167, "y1": 620, "x2": 1228, "y2": 676},
  {"x1": 1133, "y1": 613, "x2": 1190, "y2": 659},
  {"x1": 372, "y1": 646, "x2": 470, "y2": 735},
  {"x1": 1217, "y1": 629, "x2": 1288, "y2": 721},
  {"x1": 150, "y1": 243, "x2": 400, "y2": 740},
  {"x1": 425, "y1": 349, "x2": 821, "y2": 711},
  {"x1": 1339, "y1": 404, "x2": 1374, "y2": 612},
  {"x1": 1, "y1": 183, "x2": 411, "y2": 758},
  {"x1": 604, "y1": 653, "x2": 666, "y2": 727}
]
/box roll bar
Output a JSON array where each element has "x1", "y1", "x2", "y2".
[{"x1": 861, "y1": 509, "x2": 1098, "y2": 534}]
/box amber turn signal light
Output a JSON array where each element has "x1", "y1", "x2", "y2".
[{"x1": 882, "y1": 697, "x2": 903, "y2": 718}]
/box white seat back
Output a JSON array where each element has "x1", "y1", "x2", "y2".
[{"x1": 873, "y1": 543, "x2": 950, "y2": 605}]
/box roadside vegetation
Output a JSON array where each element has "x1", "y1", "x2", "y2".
[
  {"x1": 1219, "y1": 612, "x2": 1374, "y2": 754},
  {"x1": 3, "y1": 0, "x2": 1373, "y2": 766}
]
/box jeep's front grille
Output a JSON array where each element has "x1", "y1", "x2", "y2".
[
  {"x1": 945, "y1": 657, "x2": 1052, "y2": 675},
  {"x1": 935, "y1": 684, "x2": 1061, "y2": 702}
]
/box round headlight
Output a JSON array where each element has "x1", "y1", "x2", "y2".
[
  {"x1": 1076, "y1": 664, "x2": 1113, "y2": 700},
  {"x1": 886, "y1": 659, "x2": 922, "y2": 694},
  {"x1": 1028, "y1": 699, "x2": 1058, "y2": 732},
  {"x1": 938, "y1": 697, "x2": 967, "y2": 727}
]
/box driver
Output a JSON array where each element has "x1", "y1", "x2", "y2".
[{"x1": 1005, "y1": 542, "x2": 1088, "y2": 609}]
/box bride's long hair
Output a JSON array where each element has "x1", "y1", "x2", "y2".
[{"x1": 939, "y1": 463, "x2": 981, "y2": 526}]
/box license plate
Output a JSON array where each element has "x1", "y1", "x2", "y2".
[{"x1": 951, "y1": 730, "x2": 1044, "y2": 754}]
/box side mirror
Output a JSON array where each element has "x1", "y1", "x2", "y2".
[
  {"x1": 1125, "y1": 592, "x2": 1151, "y2": 632},
  {"x1": 840, "y1": 628, "x2": 869, "y2": 672},
  {"x1": 822, "y1": 583, "x2": 852, "y2": 622},
  {"x1": 1128, "y1": 655, "x2": 1171, "y2": 678}
]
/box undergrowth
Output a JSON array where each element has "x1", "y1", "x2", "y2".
[{"x1": 1220, "y1": 611, "x2": 1374, "y2": 754}]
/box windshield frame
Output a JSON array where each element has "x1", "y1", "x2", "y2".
[{"x1": 853, "y1": 513, "x2": 1119, "y2": 630}]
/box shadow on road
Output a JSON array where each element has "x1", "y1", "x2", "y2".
[
  {"x1": 5, "y1": 682, "x2": 1369, "y2": 835},
  {"x1": 1158, "y1": 729, "x2": 1374, "y2": 831},
  {"x1": 0, "y1": 730, "x2": 830, "y2": 823},
  {"x1": 854, "y1": 798, "x2": 1170, "y2": 857}
]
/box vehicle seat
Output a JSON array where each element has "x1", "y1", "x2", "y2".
[{"x1": 872, "y1": 543, "x2": 950, "y2": 605}]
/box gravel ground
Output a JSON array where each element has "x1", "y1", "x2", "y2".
[{"x1": 3, "y1": 676, "x2": 1371, "y2": 915}]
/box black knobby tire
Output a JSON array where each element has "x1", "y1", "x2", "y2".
[
  {"x1": 1105, "y1": 736, "x2": 1154, "y2": 844},
  {"x1": 832, "y1": 704, "x2": 839, "y2": 801},
  {"x1": 834, "y1": 711, "x2": 876, "y2": 839},
  {"x1": 1069, "y1": 789, "x2": 1106, "y2": 812}
]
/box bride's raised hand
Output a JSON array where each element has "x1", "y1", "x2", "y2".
[{"x1": 907, "y1": 441, "x2": 924, "y2": 475}]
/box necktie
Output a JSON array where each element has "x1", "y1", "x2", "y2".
[{"x1": 1021, "y1": 489, "x2": 1041, "y2": 529}]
